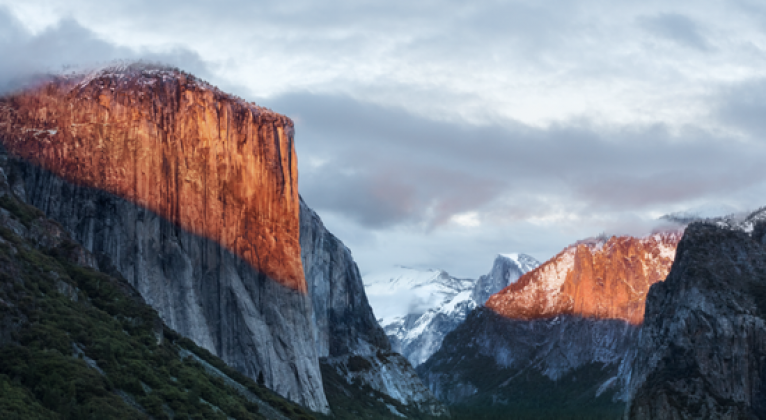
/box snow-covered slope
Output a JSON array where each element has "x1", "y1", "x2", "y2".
[
  {"x1": 364, "y1": 254, "x2": 539, "y2": 367},
  {"x1": 364, "y1": 267, "x2": 474, "y2": 325}
]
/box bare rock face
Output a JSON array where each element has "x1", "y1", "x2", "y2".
[
  {"x1": 300, "y1": 198, "x2": 448, "y2": 415},
  {"x1": 299, "y1": 198, "x2": 389, "y2": 358},
  {"x1": 0, "y1": 63, "x2": 304, "y2": 291},
  {"x1": 0, "y1": 64, "x2": 327, "y2": 412},
  {"x1": 626, "y1": 219, "x2": 766, "y2": 419},
  {"x1": 419, "y1": 308, "x2": 638, "y2": 409},
  {"x1": 487, "y1": 231, "x2": 682, "y2": 325},
  {"x1": 472, "y1": 253, "x2": 540, "y2": 305}
]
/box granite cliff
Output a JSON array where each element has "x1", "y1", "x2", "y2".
[
  {"x1": 300, "y1": 199, "x2": 388, "y2": 358},
  {"x1": 300, "y1": 199, "x2": 447, "y2": 417},
  {"x1": 0, "y1": 164, "x2": 317, "y2": 420},
  {"x1": 0, "y1": 63, "x2": 445, "y2": 417},
  {"x1": 626, "y1": 214, "x2": 766, "y2": 419},
  {"x1": 472, "y1": 253, "x2": 539, "y2": 305},
  {"x1": 0, "y1": 64, "x2": 303, "y2": 291},
  {"x1": 0, "y1": 63, "x2": 326, "y2": 411}
]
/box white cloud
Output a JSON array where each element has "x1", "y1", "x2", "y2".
[{"x1": 451, "y1": 212, "x2": 481, "y2": 228}]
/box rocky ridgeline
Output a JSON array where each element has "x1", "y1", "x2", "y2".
[
  {"x1": 486, "y1": 232, "x2": 682, "y2": 325},
  {"x1": 300, "y1": 200, "x2": 447, "y2": 416}
]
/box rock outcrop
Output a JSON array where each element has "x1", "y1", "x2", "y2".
[
  {"x1": 300, "y1": 199, "x2": 448, "y2": 416},
  {"x1": 487, "y1": 232, "x2": 682, "y2": 325},
  {"x1": 472, "y1": 253, "x2": 539, "y2": 305},
  {"x1": 0, "y1": 64, "x2": 324, "y2": 411},
  {"x1": 300, "y1": 199, "x2": 388, "y2": 358},
  {"x1": 626, "y1": 216, "x2": 766, "y2": 419}
]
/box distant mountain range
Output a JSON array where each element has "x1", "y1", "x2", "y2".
[
  {"x1": 364, "y1": 254, "x2": 540, "y2": 367},
  {"x1": 413, "y1": 206, "x2": 766, "y2": 419},
  {"x1": 416, "y1": 230, "x2": 682, "y2": 419}
]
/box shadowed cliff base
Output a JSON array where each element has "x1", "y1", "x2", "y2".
[
  {"x1": 0, "y1": 170, "x2": 318, "y2": 420},
  {"x1": 418, "y1": 308, "x2": 634, "y2": 420},
  {"x1": 0, "y1": 147, "x2": 329, "y2": 412},
  {"x1": 0, "y1": 62, "x2": 305, "y2": 292}
]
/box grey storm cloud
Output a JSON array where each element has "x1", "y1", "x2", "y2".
[
  {"x1": 639, "y1": 13, "x2": 711, "y2": 50},
  {"x1": 716, "y1": 78, "x2": 766, "y2": 137},
  {"x1": 0, "y1": 7, "x2": 211, "y2": 93},
  {"x1": 270, "y1": 92, "x2": 766, "y2": 230}
]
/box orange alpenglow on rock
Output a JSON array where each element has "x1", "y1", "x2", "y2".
[
  {"x1": 0, "y1": 63, "x2": 306, "y2": 292},
  {"x1": 486, "y1": 231, "x2": 683, "y2": 325}
]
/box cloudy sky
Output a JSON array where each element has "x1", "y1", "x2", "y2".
[{"x1": 1, "y1": 0, "x2": 765, "y2": 278}]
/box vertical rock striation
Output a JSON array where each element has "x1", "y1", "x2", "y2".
[
  {"x1": 626, "y1": 217, "x2": 766, "y2": 419},
  {"x1": 299, "y1": 198, "x2": 389, "y2": 358},
  {"x1": 0, "y1": 64, "x2": 327, "y2": 412},
  {"x1": 0, "y1": 63, "x2": 304, "y2": 291}
]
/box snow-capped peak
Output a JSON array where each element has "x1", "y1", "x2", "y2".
[{"x1": 364, "y1": 253, "x2": 539, "y2": 367}]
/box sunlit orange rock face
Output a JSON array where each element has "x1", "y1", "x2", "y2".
[
  {"x1": 0, "y1": 65, "x2": 305, "y2": 292},
  {"x1": 486, "y1": 231, "x2": 683, "y2": 325}
]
